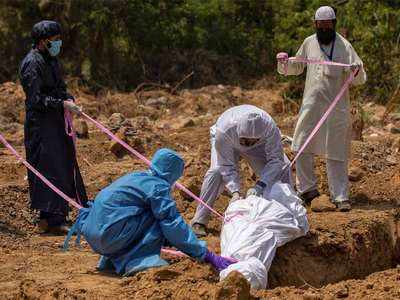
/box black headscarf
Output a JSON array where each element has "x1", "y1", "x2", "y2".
[{"x1": 31, "y1": 20, "x2": 61, "y2": 46}]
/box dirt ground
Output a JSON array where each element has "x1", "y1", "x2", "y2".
[{"x1": 0, "y1": 80, "x2": 399, "y2": 299}]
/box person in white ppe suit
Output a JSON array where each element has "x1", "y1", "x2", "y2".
[
  {"x1": 191, "y1": 105, "x2": 292, "y2": 237},
  {"x1": 276, "y1": 6, "x2": 366, "y2": 211}
]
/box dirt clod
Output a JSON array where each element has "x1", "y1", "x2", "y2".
[
  {"x1": 145, "y1": 96, "x2": 168, "y2": 107},
  {"x1": 108, "y1": 113, "x2": 126, "y2": 131},
  {"x1": 311, "y1": 195, "x2": 336, "y2": 212},
  {"x1": 214, "y1": 271, "x2": 251, "y2": 300},
  {"x1": 302, "y1": 292, "x2": 323, "y2": 300},
  {"x1": 1, "y1": 81, "x2": 400, "y2": 299},
  {"x1": 366, "y1": 283, "x2": 374, "y2": 289},
  {"x1": 335, "y1": 285, "x2": 349, "y2": 298},
  {"x1": 153, "y1": 269, "x2": 181, "y2": 282},
  {"x1": 109, "y1": 127, "x2": 128, "y2": 158},
  {"x1": 349, "y1": 167, "x2": 363, "y2": 182},
  {"x1": 73, "y1": 119, "x2": 89, "y2": 139}
]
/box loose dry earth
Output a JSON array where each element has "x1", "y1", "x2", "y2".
[{"x1": 0, "y1": 80, "x2": 399, "y2": 299}]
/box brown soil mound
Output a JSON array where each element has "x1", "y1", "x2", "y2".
[{"x1": 0, "y1": 80, "x2": 399, "y2": 299}]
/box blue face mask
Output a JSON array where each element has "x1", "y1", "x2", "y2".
[{"x1": 47, "y1": 40, "x2": 62, "y2": 57}]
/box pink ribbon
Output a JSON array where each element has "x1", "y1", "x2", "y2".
[
  {"x1": 161, "y1": 248, "x2": 238, "y2": 263},
  {"x1": 161, "y1": 248, "x2": 188, "y2": 258},
  {"x1": 288, "y1": 57, "x2": 351, "y2": 68},
  {"x1": 278, "y1": 55, "x2": 357, "y2": 168},
  {"x1": 64, "y1": 111, "x2": 77, "y2": 145},
  {"x1": 81, "y1": 112, "x2": 225, "y2": 221},
  {"x1": 289, "y1": 70, "x2": 356, "y2": 167},
  {"x1": 0, "y1": 133, "x2": 213, "y2": 260},
  {"x1": 0, "y1": 133, "x2": 82, "y2": 210},
  {"x1": 64, "y1": 111, "x2": 83, "y2": 206}
]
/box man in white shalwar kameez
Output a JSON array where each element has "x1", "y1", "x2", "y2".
[
  {"x1": 191, "y1": 105, "x2": 292, "y2": 237},
  {"x1": 277, "y1": 6, "x2": 366, "y2": 211}
]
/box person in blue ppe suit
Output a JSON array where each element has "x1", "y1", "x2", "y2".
[
  {"x1": 19, "y1": 20, "x2": 87, "y2": 234},
  {"x1": 65, "y1": 148, "x2": 233, "y2": 276}
]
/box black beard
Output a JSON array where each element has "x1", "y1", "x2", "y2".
[{"x1": 316, "y1": 28, "x2": 336, "y2": 45}]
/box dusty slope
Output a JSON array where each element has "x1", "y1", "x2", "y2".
[{"x1": 0, "y1": 81, "x2": 399, "y2": 299}]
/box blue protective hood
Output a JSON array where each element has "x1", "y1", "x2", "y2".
[{"x1": 150, "y1": 148, "x2": 184, "y2": 184}]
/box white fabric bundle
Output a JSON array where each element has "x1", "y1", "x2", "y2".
[{"x1": 220, "y1": 182, "x2": 309, "y2": 289}]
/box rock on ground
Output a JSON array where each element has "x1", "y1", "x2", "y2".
[
  {"x1": 311, "y1": 195, "x2": 336, "y2": 212},
  {"x1": 213, "y1": 271, "x2": 251, "y2": 300}
]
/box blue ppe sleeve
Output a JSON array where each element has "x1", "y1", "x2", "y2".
[{"x1": 151, "y1": 184, "x2": 207, "y2": 260}]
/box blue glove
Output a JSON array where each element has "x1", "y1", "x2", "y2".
[{"x1": 204, "y1": 250, "x2": 235, "y2": 272}]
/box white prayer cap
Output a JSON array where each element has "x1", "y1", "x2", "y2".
[{"x1": 314, "y1": 6, "x2": 336, "y2": 21}]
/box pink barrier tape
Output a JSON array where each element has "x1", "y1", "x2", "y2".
[
  {"x1": 174, "y1": 183, "x2": 224, "y2": 220},
  {"x1": 64, "y1": 111, "x2": 83, "y2": 206},
  {"x1": 288, "y1": 57, "x2": 351, "y2": 68},
  {"x1": 278, "y1": 55, "x2": 357, "y2": 169},
  {"x1": 81, "y1": 112, "x2": 225, "y2": 220},
  {"x1": 0, "y1": 133, "x2": 226, "y2": 261},
  {"x1": 289, "y1": 71, "x2": 356, "y2": 167},
  {"x1": 64, "y1": 111, "x2": 77, "y2": 145},
  {"x1": 81, "y1": 112, "x2": 151, "y2": 165},
  {"x1": 0, "y1": 133, "x2": 82, "y2": 210},
  {"x1": 161, "y1": 248, "x2": 188, "y2": 258},
  {"x1": 161, "y1": 248, "x2": 239, "y2": 263}
]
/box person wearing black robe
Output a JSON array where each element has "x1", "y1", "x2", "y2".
[{"x1": 19, "y1": 20, "x2": 88, "y2": 234}]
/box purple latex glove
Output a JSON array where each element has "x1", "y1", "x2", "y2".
[{"x1": 204, "y1": 250, "x2": 235, "y2": 272}]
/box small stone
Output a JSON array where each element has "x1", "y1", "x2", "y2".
[
  {"x1": 335, "y1": 285, "x2": 349, "y2": 298},
  {"x1": 108, "y1": 113, "x2": 125, "y2": 130},
  {"x1": 385, "y1": 123, "x2": 400, "y2": 134},
  {"x1": 182, "y1": 118, "x2": 195, "y2": 128},
  {"x1": 391, "y1": 137, "x2": 400, "y2": 153},
  {"x1": 311, "y1": 195, "x2": 336, "y2": 212},
  {"x1": 145, "y1": 96, "x2": 168, "y2": 107},
  {"x1": 153, "y1": 269, "x2": 181, "y2": 282},
  {"x1": 175, "y1": 118, "x2": 196, "y2": 129},
  {"x1": 383, "y1": 286, "x2": 391, "y2": 292},
  {"x1": 390, "y1": 112, "x2": 400, "y2": 121},
  {"x1": 386, "y1": 155, "x2": 397, "y2": 165},
  {"x1": 231, "y1": 87, "x2": 243, "y2": 98},
  {"x1": 109, "y1": 127, "x2": 128, "y2": 158},
  {"x1": 214, "y1": 271, "x2": 250, "y2": 300},
  {"x1": 271, "y1": 99, "x2": 284, "y2": 114},
  {"x1": 348, "y1": 167, "x2": 363, "y2": 182},
  {"x1": 369, "y1": 104, "x2": 386, "y2": 124},
  {"x1": 302, "y1": 292, "x2": 322, "y2": 300},
  {"x1": 389, "y1": 124, "x2": 400, "y2": 134},
  {"x1": 73, "y1": 119, "x2": 89, "y2": 139}
]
